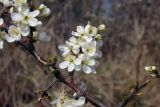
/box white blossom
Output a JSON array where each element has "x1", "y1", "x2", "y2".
[
  {"x1": 58, "y1": 37, "x2": 80, "y2": 56},
  {"x1": 51, "y1": 90, "x2": 85, "y2": 107},
  {"x1": 0, "y1": 0, "x2": 13, "y2": 6},
  {"x1": 75, "y1": 54, "x2": 96, "y2": 74},
  {"x1": 5, "y1": 25, "x2": 21, "y2": 42},
  {"x1": 58, "y1": 44, "x2": 71, "y2": 56},
  {"x1": 59, "y1": 55, "x2": 78, "y2": 72},
  {"x1": 11, "y1": 6, "x2": 41, "y2": 36},
  {"x1": 0, "y1": 1, "x2": 51, "y2": 49},
  {"x1": 72, "y1": 25, "x2": 92, "y2": 43},
  {"x1": 82, "y1": 41, "x2": 97, "y2": 57},
  {"x1": 85, "y1": 24, "x2": 97, "y2": 36},
  {"x1": 11, "y1": 6, "x2": 41, "y2": 26},
  {"x1": 59, "y1": 23, "x2": 105, "y2": 74},
  {"x1": 13, "y1": 0, "x2": 26, "y2": 7}
]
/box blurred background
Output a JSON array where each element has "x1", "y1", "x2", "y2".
[{"x1": 0, "y1": 0, "x2": 160, "y2": 107}]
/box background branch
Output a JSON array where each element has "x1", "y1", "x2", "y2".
[{"x1": 118, "y1": 79, "x2": 150, "y2": 107}]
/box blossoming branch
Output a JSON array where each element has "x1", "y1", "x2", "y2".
[
  {"x1": 0, "y1": 0, "x2": 50, "y2": 49},
  {"x1": 0, "y1": 0, "x2": 108, "y2": 107}
]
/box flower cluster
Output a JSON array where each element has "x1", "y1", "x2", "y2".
[
  {"x1": 51, "y1": 90, "x2": 85, "y2": 107},
  {"x1": 145, "y1": 66, "x2": 156, "y2": 72},
  {"x1": 59, "y1": 23, "x2": 105, "y2": 74},
  {"x1": 0, "y1": 0, "x2": 51, "y2": 49}
]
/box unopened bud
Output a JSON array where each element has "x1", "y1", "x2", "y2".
[
  {"x1": 38, "y1": 4, "x2": 51, "y2": 17},
  {"x1": 98, "y1": 24, "x2": 105, "y2": 31},
  {"x1": 145, "y1": 66, "x2": 156, "y2": 72},
  {"x1": 95, "y1": 34, "x2": 102, "y2": 40}
]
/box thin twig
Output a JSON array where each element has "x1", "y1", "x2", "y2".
[
  {"x1": 41, "y1": 79, "x2": 59, "y2": 98},
  {"x1": 118, "y1": 79, "x2": 150, "y2": 107},
  {"x1": 45, "y1": 79, "x2": 59, "y2": 92}
]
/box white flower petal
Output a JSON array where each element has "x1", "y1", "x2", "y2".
[
  {"x1": 29, "y1": 10, "x2": 40, "y2": 18},
  {"x1": 83, "y1": 65, "x2": 92, "y2": 74},
  {"x1": 74, "y1": 58, "x2": 82, "y2": 65},
  {"x1": 68, "y1": 63, "x2": 75, "y2": 72},
  {"x1": 28, "y1": 18, "x2": 38, "y2": 27},
  {"x1": 77, "y1": 26, "x2": 84, "y2": 33},
  {"x1": 59, "y1": 61, "x2": 69, "y2": 69},
  {"x1": 88, "y1": 59, "x2": 96, "y2": 66},
  {"x1": 65, "y1": 105, "x2": 72, "y2": 107},
  {"x1": 85, "y1": 24, "x2": 91, "y2": 32},
  {"x1": 43, "y1": 8, "x2": 51, "y2": 16},
  {"x1": 85, "y1": 24, "x2": 97, "y2": 36},
  {"x1": 18, "y1": 6, "x2": 29, "y2": 14},
  {"x1": 95, "y1": 50, "x2": 102, "y2": 58},
  {"x1": 75, "y1": 65, "x2": 81, "y2": 71},
  {"x1": 69, "y1": 36, "x2": 77, "y2": 43},
  {"x1": 37, "y1": 21, "x2": 42, "y2": 26},
  {"x1": 5, "y1": 35, "x2": 16, "y2": 43},
  {"x1": 0, "y1": 41, "x2": 3, "y2": 49},
  {"x1": 71, "y1": 31, "x2": 80, "y2": 37},
  {"x1": 8, "y1": 25, "x2": 21, "y2": 42},
  {"x1": 83, "y1": 36, "x2": 92, "y2": 42},
  {"x1": 58, "y1": 45, "x2": 70, "y2": 56},
  {"x1": 62, "y1": 51, "x2": 70, "y2": 56},
  {"x1": 11, "y1": 13, "x2": 23, "y2": 22},
  {"x1": 20, "y1": 24, "x2": 30, "y2": 36},
  {"x1": 91, "y1": 27, "x2": 97, "y2": 35},
  {"x1": 0, "y1": 18, "x2": 4, "y2": 26},
  {"x1": 72, "y1": 46, "x2": 80, "y2": 55},
  {"x1": 1, "y1": 0, "x2": 13, "y2": 6},
  {"x1": 58, "y1": 45, "x2": 67, "y2": 51},
  {"x1": 66, "y1": 41, "x2": 74, "y2": 46},
  {"x1": 74, "y1": 97, "x2": 85, "y2": 106},
  {"x1": 13, "y1": 0, "x2": 27, "y2": 6},
  {"x1": 91, "y1": 41, "x2": 97, "y2": 47}
]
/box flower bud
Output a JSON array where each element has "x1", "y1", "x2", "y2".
[
  {"x1": 38, "y1": 4, "x2": 51, "y2": 17},
  {"x1": 95, "y1": 34, "x2": 102, "y2": 40},
  {"x1": 38, "y1": 4, "x2": 45, "y2": 10},
  {"x1": 145, "y1": 66, "x2": 156, "y2": 72},
  {"x1": 98, "y1": 24, "x2": 105, "y2": 31}
]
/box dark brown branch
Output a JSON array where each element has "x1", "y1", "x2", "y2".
[{"x1": 118, "y1": 79, "x2": 150, "y2": 107}]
